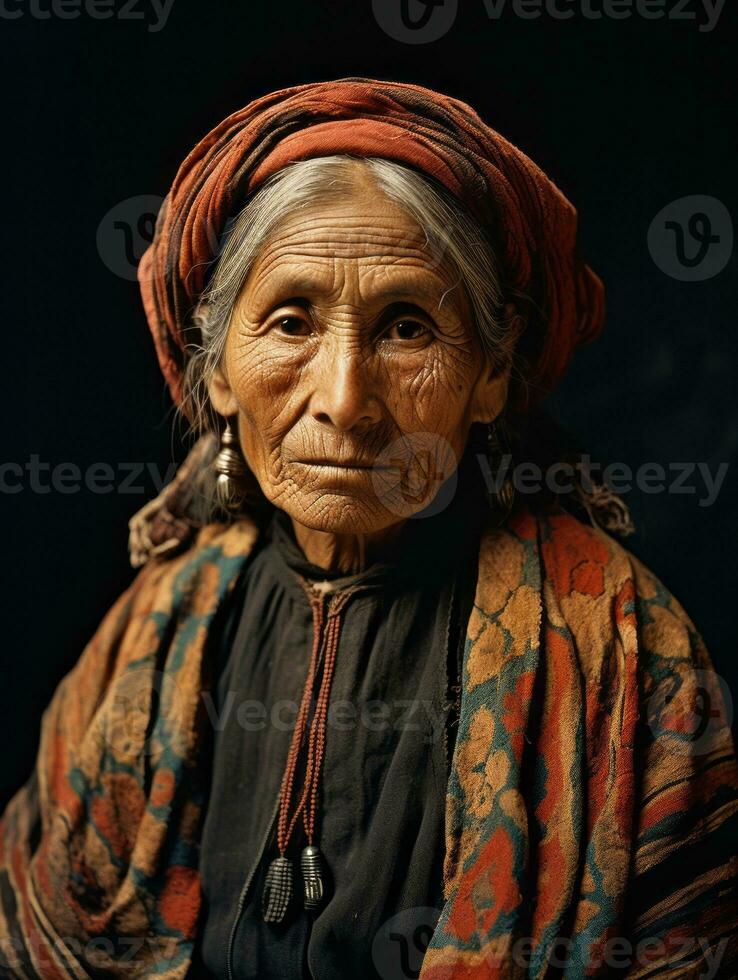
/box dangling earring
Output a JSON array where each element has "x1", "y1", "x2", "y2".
[
  {"x1": 486, "y1": 418, "x2": 516, "y2": 521},
  {"x1": 213, "y1": 416, "x2": 249, "y2": 514}
]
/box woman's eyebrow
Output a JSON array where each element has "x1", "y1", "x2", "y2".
[
  {"x1": 245, "y1": 266, "x2": 459, "y2": 313},
  {"x1": 363, "y1": 264, "x2": 455, "y2": 295},
  {"x1": 367, "y1": 283, "x2": 449, "y2": 302},
  {"x1": 374, "y1": 300, "x2": 433, "y2": 321},
  {"x1": 362, "y1": 277, "x2": 464, "y2": 315},
  {"x1": 270, "y1": 296, "x2": 312, "y2": 311}
]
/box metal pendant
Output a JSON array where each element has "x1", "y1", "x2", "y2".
[
  {"x1": 262, "y1": 855, "x2": 294, "y2": 923},
  {"x1": 301, "y1": 845, "x2": 326, "y2": 911}
]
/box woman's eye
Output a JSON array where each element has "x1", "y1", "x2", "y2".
[
  {"x1": 273, "y1": 316, "x2": 311, "y2": 337},
  {"x1": 386, "y1": 319, "x2": 431, "y2": 342}
]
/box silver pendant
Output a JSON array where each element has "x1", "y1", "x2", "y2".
[
  {"x1": 301, "y1": 845, "x2": 326, "y2": 911},
  {"x1": 262, "y1": 855, "x2": 294, "y2": 923}
]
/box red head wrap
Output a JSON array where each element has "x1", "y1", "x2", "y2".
[{"x1": 138, "y1": 77, "x2": 604, "y2": 411}]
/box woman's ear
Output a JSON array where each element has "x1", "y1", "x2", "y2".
[
  {"x1": 470, "y1": 362, "x2": 511, "y2": 425},
  {"x1": 470, "y1": 303, "x2": 523, "y2": 424},
  {"x1": 207, "y1": 364, "x2": 239, "y2": 417}
]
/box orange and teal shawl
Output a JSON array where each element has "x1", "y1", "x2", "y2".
[{"x1": 1, "y1": 506, "x2": 736, "y2": 978}]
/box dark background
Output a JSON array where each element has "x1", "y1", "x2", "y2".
[{"x1": 1, "y1": 0, "x2": 735, "y2": 805}]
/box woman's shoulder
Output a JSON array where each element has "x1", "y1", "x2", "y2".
[
  {"x1": 538, "y1": 505, "x2": 686, "y2": 609},
  {"x1": 115, "y1": 517, "x2": 261, "y2": 651},
  {"x1": 126, "y1": 516, "x2": 260, "y2": 600},
  {"x1": 30, "y1": 517, "x2": 261, "y2": 780},
  {"x1": 471, "y1": 504, "x2": 735, "y2": 779},
  {"x1": 476, "y1": 503, "x2": 705, "y2": 675},
  {"x1": 56, "y1": 518, "x2": 260, "y2": 707}
]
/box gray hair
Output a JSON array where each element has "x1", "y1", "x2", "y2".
[{"x1": 181, "y1": 154, "x2": 516, "y2": 435}]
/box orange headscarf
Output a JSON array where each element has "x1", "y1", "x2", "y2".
[{"x1": 139, "y1": 77, "x2": 604, "y2": 412}]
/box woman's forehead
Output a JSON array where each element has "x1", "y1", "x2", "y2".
[
  {"x1": 240, "y1": 256, "x2": 462, "y2": 313},
  {"x1": 240, "y1": 191, "x2": 458, "y2": 309},
  {"x1": 258, "y1": 188, "x2": 438, "y2": 255}
]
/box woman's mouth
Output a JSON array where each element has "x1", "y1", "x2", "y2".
[{"x1": 294, "y1": 458, "x2": 395, "y2": 471}]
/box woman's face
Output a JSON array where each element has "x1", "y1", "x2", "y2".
[{"x1": 209, "y1": 178, "x2": 508, "y2": 536}]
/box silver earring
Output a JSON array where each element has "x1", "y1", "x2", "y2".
[{"x1": 213, "y1": 417, "x2": 248, "y2": 514}]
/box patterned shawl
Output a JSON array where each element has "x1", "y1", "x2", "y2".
[{"x1": 1, "y1": 506, "x2": 736, "y2": 978}]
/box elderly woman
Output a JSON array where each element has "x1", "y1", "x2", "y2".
[{"x1": 1, "y1": 79, "x2": 736, "y2": 980}]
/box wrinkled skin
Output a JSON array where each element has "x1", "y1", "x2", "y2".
[{"x1": 209, "y1": 170, "x2": 510, "y2": 571}]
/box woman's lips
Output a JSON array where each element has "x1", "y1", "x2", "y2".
[{"x1": 294, "y1": 459, "x2": 393, "y2": 471}]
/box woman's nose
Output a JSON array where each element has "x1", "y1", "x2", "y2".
[{"x1": 308, "y1": 344, "x2": 382, "y2": 432}]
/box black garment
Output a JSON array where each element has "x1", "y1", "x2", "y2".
[{"x1": 194, "y1": 474, "x2": 485, "y2": 980}]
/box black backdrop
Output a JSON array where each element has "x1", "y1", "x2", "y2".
[{"x1": 1, "y1": 0, "x2": 736, "y2": 806}]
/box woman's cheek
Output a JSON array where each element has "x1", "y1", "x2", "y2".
[
  {"x1": 229, "y1": 334, "x2": 305, "y2": 415},
  {"x1": 390, "y1": 349, "x2": 473, "y2": 431}
]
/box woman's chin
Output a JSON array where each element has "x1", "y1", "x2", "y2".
[{"x1": 274, "y1": 490, "x2": 409, "y2": 538}]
